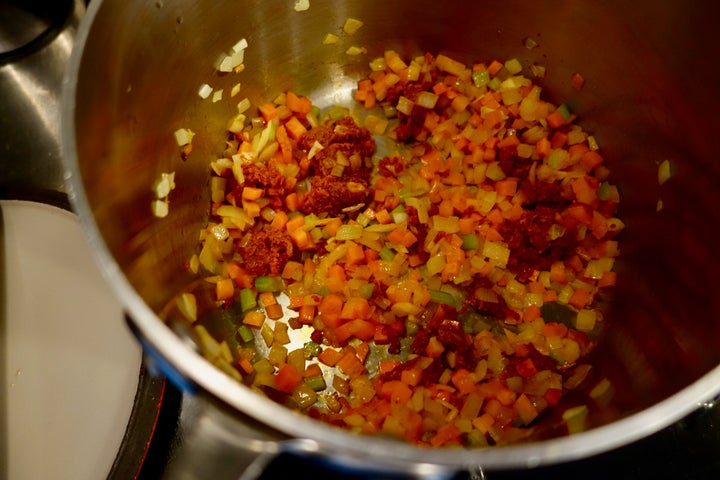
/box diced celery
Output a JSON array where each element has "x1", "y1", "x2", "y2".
[
  {"x1": 472, "y1": 70, "x2": 490, "y2": 87},
  {"x1": 255, "y1": 275, "x2": 284, "y2": 292},
  {"x1": 303, "y1": 341, "x2": 322, "y2": 359},
  {"x1": 379, "y1": 245, "x2": 395, "y2": 261},
  {"x1": 305, "y1": 374, "x2": 327, "y2": 392},
  {"x1": 237, "y1": 324, "x2": 255, "y2": 343},
  {"x1": 460, "y1": 233, "x2": 479, "y2": 251},
  {"x1": 557, "y1": 103, "x2": 571, "y2": 120},
  {"x1": 239, "y1": 287, "x2": 258, "y2": 312}
]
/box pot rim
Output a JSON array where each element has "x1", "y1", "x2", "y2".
[{"x1": 61, "y1": 0, "x2": 720, "y2": 471}]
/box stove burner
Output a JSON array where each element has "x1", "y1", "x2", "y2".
[{"x1": 0, "y1": 0, "x2": 74, "y2": 64}]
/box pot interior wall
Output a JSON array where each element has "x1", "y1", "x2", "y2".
[{"x1": 70, "y1": 0, "x2": 720, "y2": 438}]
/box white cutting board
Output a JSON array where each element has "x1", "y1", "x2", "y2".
[{"x1": 1, "y1": 200, "x2": 141, "y2": 480}]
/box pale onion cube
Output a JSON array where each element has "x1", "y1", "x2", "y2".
[
  {"x1": 307, "y1": 140, "x2": 324, "y2": 160},
  {"x1": 576, "y1": 309, "x2": 597, "y2": 332},
  {"x1": 343, "y1": 17, "x2": 364, "y2": 35},
  {"x1": 231, "y1": 38, "x2": 248, "y2": 53},
  {"x1": 153, "y1": 172, "x2": 176, "y2": 198},
  {"x1": 658, "y1": 159, "x2": 672, "y2": 185},
  {"x1": 174, "y1": 128, "x2": 195, "y2": 146},
  {"x1": 294, "y1": 0, "x2": 310, "y2": 11},
  {"x1": 369, "y1": 57, "x2": 386, "y2": 71},
  {"x1": 237, "y1": 97, "x2": 251, "y2": 114},
  {"x1": 504, "y1": 58, "x2": 523, "y2": 75},
  {"x1": 230, "y1": 83, "x2": 241, "y2": 97},
  {"x1": 482, "y1": 240, "x2": 510, "y2": 268},
  {"x1": 212, "y1": 89, "x2": 224, "y2": 103},
  {"x1": 396, "y1": 96, "x2": 414, "y2": 115},
  {"x1": 218, "y1": 41, "x2": 246, "y2": 73},
  {"x1": 227, "y1": 113, "x2": 246, "y2": 133},
  {"x1": 188, "y1": 254, "x2": 200, "y2": 274},
  {"x1": 416, "y1": 91, "x2": 439, "y2": 109},
  {"x1": 151, "y1": 199, "x2": 169, "y2": 218},
  {"x1": 198, "y1": 83, "x2": 213, "y2": 99},
  {"x1": 335, "y1": 224, "x2": 363, "y2": 240},
  {"x1": 176, "y1": 292, "x2": 198, "y2": 322},
  {"x1": 323, "y1": 33, "x2": 339, "y2": 45},
  {"x1": 345, "y1": 45, "x2": 367, "y2": 56}
]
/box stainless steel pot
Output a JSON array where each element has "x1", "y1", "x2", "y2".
[{"x1": 62, "y1": 0, "x2": 720, "y2": 477}]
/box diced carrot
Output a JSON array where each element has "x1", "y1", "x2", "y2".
[
  {"x1": 497, "y1": 134, "x2": 520, "y2": 149},
  {"x1": 429, "y1": 423, "x2": 462, "y2": 447},
  {"x1": 275, "y1": 364, "x2": 302, "y2": 393},
  {"x1": 550, "y1": 131, "x2": 568, "y2": 148},
  {"x1": 275, "y1": 124, "x2": 293, "y2": 163},
  {"x1": 289, "y1": 228, "x2": 311, "y2": 249},
  {"x1": 380, "y1": 380, "x2": 413, "y2": 404},
  {"x1": 270, "y1": 210, "x2": 289, "y2": 231},
  {"x1": 425, "y1": 336, "x2": 445, "y2": 358},
  {"x1": 345, "y1": 242, "x2": 365, "y2": 266},
  {"x1": 339, "y1": 297, "x2": 371, "y2": 320},
  {"x1": 569, "y1": 287, "x2": 592, "y2": 309},
  {"x1": 582, "y1": 150, "x2": 604, "y2": 170},
  {"x1": 298, "y1": 304, "x2": 316, "y2": 325},
  {"x1": 523, "y1": 304, "x2": 542, "y2": 322},
  {"x1": 258, "y1": 103, "x2": 277, "y2": 121},
  {"x1": 304, "y1": 363, "x2": 323, "y2": 378},
  {"x1": 546, "y1": 110, "x2": 566, "y2": 129},
  {"x1": 285, "y1": 192, "x2": 300, "y2": 212},
  {"x1": 265, "y1": 303, "x2": 284, "y2": 320},
  {"x1": 495, "y1": 178, "x2": 518, "y2": 197},
  {"x1": 487, "y1": 59, "x2": 504, "y2": 76},
  {"x1": 284, "y1": 115, "x2": 307, "y2": 140},
  {"x1": 536, "y1": 137, "x2": 551, "y2": 158},
  {"x1": 335, "y1": 319, "x2": 375, "y2": 344},
  {"x1": 375, "y1": 209, "x2": 392, "y2": 224},
  {"x1": 318, "y1": 293, "x2": 344, "y2": 329},
  {"x1": 323, "y1": 217, "x2": 343, "y2": 237},
  {"x1": 286, "y1": 91, "x2": 312, "y2": 115},
  {"x1": 571, "y1": 177, "x2": 598, "y2": 205},
  {"x1": 216, "y1": 278, "x2": 234, "y2": 301},
  {"x1": 451, "y1": 368, "x2": 477, "y2": 395},
  {"x1": 336, "y1": 351, "x2": 365, "y2": 379},
  {"x1": 543, "y1": 322, "x2": 568, "y2": 338},
  {"x1": 400, "y1": 365, "x2": 423, "y2": 387},
  {"x1": 544, "y1": 388, "x2": 563, "y2": 406},
  {"x1": 598, "y1": 271, "x2": 617, "y2": 288},
  {"x1": 285, "y1": 214, "x2": 306, "y2": 233},
  {"x1": 259, "y1": 291, "x2": 277, "y2": 306},
  {"x1": 326, "y1": 264, "x2": 347, "y2": 294},
  {"x1": 317, "y1": 348, "x2": 343, "y2": 367},
  {"x1": 237, "y1": 357, "x2": 254, "y2": 374}
]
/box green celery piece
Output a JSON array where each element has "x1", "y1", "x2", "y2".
[{"x1": 239, "y1": 287, "x2": 257, "y2": 312}]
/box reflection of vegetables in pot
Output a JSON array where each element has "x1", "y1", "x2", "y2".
[{"x1": 177, "y1": 51, "x2": 623, "y2": 447}]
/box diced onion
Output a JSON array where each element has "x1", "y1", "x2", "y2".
[
  {"x1": 198, "y1": 83, "x2": 213, "y2": 99},
  {"x1": 151, "y1": 199, "x2": 169, "y2": 218},
  {"x1": 176, "y1": 292, "x2": 198, "y2": 322},
  {"x1": 293, "y1": 0, "x2": 309, "y2": 12},
  {"x1": 658, "y1": 159, "x2": 672, "y2": 185},
  {"x1": 173, "y1": 128, "x2": 195, "y2": 146},
  {"x1": 322, "y1": 33, "x2": 339, "y2": 45},
  {"x1": 343, "y1": 18, "x2": 364, "y2": 35}
]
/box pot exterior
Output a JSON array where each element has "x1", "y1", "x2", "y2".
[{"x1": 63, "y1": 0, "x2": 720, "y2": 470}]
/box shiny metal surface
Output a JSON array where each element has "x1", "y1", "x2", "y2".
[
  {"x1": 0, "y1": 0, "x2": 80, "y2": 201},
  {"x1": 63, "y1": 0, "x2": 720, "y2": 475}
]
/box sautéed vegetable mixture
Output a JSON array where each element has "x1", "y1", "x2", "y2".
[{"x1": 178, "y1": 50, "x2": 622, "y2": 447}]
